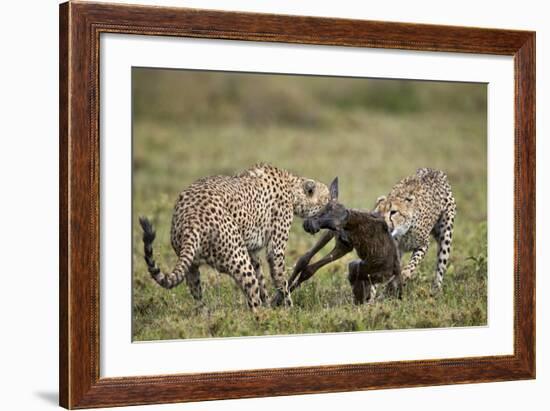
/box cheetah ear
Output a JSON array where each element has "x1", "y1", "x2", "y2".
[
  {"x1": 329, "y1": 177, "x2": 339, "y2": 201},
  {"x1": 304, "y1": 180, "x2": 316, "y2": 196},
  {"x1": 374, "y1": 195, "x2": 386, "y2": 208}
]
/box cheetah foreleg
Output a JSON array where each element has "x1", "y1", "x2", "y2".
[
  {"x1": 185, "y1": 264, "x2": 203, "y2": 302},
  {"x1": 249, "y1": 252, "x2": 269, "y2": 305},
  {"x1": 267, "y1": 248, "x2": 292, "y2": 307},
  {"x1": 402, "y1": 243, "x2": 428, "y2": 281}
]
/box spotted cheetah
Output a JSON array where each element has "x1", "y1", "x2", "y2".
[
  {"x1": 139, "y1": 163, "x2": 336, "y2": 313},
  {"x1": 374, "y1": 168, "x2": 456, "y2": 291}
]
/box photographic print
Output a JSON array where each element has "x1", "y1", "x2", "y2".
[
  {"x1": 132, "y1": 68, "x2": 488, "y2": 341},
  {"x1": 60, "y1": 4, "x2": 535, "y2": 406}
]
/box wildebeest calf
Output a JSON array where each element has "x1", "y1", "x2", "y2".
[{"x1": 295, "y1": 200, "x2": 403, "y2": 304}]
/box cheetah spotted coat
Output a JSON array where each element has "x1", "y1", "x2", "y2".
[
  {"x1": 139, "y1": 163, "x2": 332, "y2": 312},
  {"x1": 374, "y1": 168, "x2": 456, "y2": 290}
]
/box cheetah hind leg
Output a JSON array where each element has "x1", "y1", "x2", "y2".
[
  {"x1": 185, "y1": 264, "x2": 207, "y2": 314},
  {"x1": 249, "y1": 252, "x2": 269, "y2": 305},
  {"x1": 185, "y1": 264, "x2": 202, "y2": 301},
  {"x1": 223, "y1": 248, "x2": 263, "y2": 317},
  {"x1": 432, "y1": 205, "x2": 455, "y2": 293},
  {"x1": 348, "y1": 260, "x2": 376, "y2": 305}
]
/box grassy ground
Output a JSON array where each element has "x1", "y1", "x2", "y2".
[{"x1": 132, "y1": 69, "x2": 487, "y2": 341}]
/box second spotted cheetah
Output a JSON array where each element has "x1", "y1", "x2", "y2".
[{"x1": 374, "y1": 168, "x2": 456, "y2": 291}]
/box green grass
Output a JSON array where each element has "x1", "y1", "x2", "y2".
[{"x1": 132, "y1": 69, "x2": 488, "y2": 341}]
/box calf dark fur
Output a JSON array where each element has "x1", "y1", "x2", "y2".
[{"x1": 282, "y1": 180, "x2": 402, "y2": 304}]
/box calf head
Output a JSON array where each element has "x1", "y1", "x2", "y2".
[{"x1": 303, "y1": 178, "x2": 349, "y2": 235}]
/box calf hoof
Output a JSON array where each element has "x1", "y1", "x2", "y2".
[
  {"x1": 351, "y1": 279, "x2": 370, "y2": 305},
  {"x1": 347, "y1": 260, "x2": 362, "y2": 284}
]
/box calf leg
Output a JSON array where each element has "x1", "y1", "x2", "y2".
[
  {"x1": 348, "y1": 260, "x2": 373, "y2": 305},
  {"x1": 349, "y1": 260, "x2": 401, "y2": 302},
  {"x1": 272, "y1": 230, "x2": 337, "y2": 307},
  {"x1": 287, "y1": 230, "x2": 335, "y2": 289},
  {"x1": 289, "y1": 235, "x2": 353, "y2": 292}
]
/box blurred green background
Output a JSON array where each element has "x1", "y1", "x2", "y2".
[{"x1": 132, "y1": 68, "x2": 487, "y2": 341}]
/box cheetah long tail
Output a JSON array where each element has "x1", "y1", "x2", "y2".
[{"x1": 138, "y1": 216, "x2": 192, "y2": 289}]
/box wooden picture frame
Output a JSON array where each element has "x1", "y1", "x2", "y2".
[{"x1": 59, "y1": 1, "x2": 535, "y2": 408}]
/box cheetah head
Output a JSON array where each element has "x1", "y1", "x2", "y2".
[
  {"x1": 293, "y1": 177, "x2": 338, "y2": 219},
  {"x1": 374, "y1": 194, "x2": 415, "y2": 239}
]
